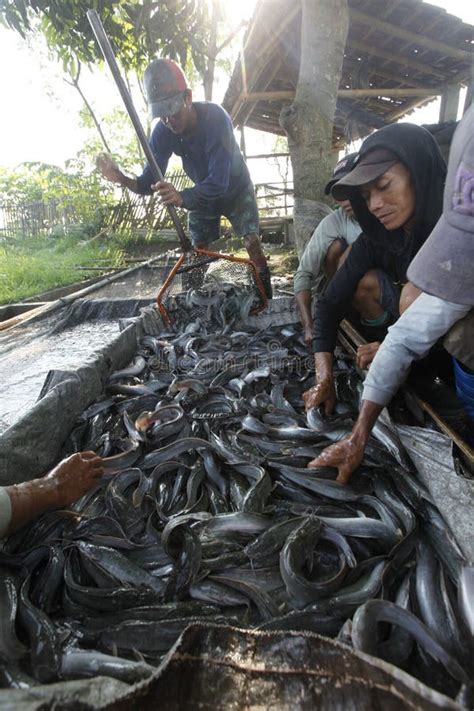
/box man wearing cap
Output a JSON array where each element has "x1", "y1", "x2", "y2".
[
  {"x1": 294, "y1": 152, "x2": 361, "y2": 345},
  {"x1": 302, "y1": 121, "x2": 446, "y2": 417},
  {"x1": 307, "y1": 105, "x2": 474, "y2": 484},
  {"x1": 96, "y1": 58, "x2": 271, "y2": 297}
]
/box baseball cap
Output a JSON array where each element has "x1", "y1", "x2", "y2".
[
  {"x1": 331, "y1": 148, "x2": 399, "y2": 200},
  {"x1": 144, "y1": 58, "x2": 188, "y2": 119},
  {"x1": 324, "y1": 152, "x2": 359, "y2": 195},
  {"x1": 407, "y1": 105, "x2": 474, "y2": 306}
]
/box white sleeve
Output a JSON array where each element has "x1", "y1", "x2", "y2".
[
  {"x1": 293, "y1": 211, "x2": 358, "y2": 295},
  {"x1": 0, "y1": 487, "x2": 12, "y2": 538},
  {"x1": 362, "y1": 293, "x2": 471, "y2": 406}
]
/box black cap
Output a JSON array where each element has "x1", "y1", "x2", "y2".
[
  {"x1": 324, "y1": 152, "x2": 359, "y2": 195},
  {"x1": 331, "y1": 148, "x2": 399, "y2": 200}
]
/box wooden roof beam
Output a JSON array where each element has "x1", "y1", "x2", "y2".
[
  {"x1": 231, "y1": 3, "x2": 301, "y2": 120},
  {"x1": 346, "y1": 38, "x2": 447, "y2": 80},
  {"x1": 349, "y1": 8, "x2": 472, "y2": 61},
  {"x1": 238, "y1": 88, "x2": 440, "y2": 104},
  {"x1": 360, "y1": 0, "x2": 411, "y2": 44},
  {"x1": 342, "y1": 59, "x2": 428, "y2": 89},
  {"x1": 339, "y1": 88, "x2": 439, "y2": 98},
  {"x1": 235, "y1": 57, "x2": 286, "y2": 126},
  {"x1": 385, "y1": 96, "x2": 439, "y2": 122}
]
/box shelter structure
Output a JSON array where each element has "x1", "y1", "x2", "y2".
[{"x1": 223, "y1": 0, "x2": 473, "y2": 149}]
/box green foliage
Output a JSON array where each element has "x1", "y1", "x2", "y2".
[
  {"x1": 0, "y1": 232, "x2": 125, "y2": 304},
  {"x1": 0, "y1": 160, "x2": 117, "y2": 238},
  {"x1": 0, "y1": 0, "x2": 211, "y2": 74},
  {"x1": 78, "y1": 106, "x2": 144, "y2": 174}
]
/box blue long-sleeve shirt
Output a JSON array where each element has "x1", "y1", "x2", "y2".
[{"x1": 136, "y1": 102, "x2": 251, "y2": 212}]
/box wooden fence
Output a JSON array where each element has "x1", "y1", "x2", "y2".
[
  {"x1": 0, "y1": 200, "x2": 78, "y2": 238},
  {"x1": 103, "y1": 171, "x2": 192, "y2": 236},
  {"x1": 0, "y1": 170, "x2": 294, "y2": 239}
]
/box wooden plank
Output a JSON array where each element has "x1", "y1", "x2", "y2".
[
  {"x1": 237, "y1": 58, "x2": 287, "y2": 127},
  {"x1": 338, "y1": 88, "x2": 440, "y2": 97},
  {"x1": 349, "y1": 8, "x2": 472, "y2": 61},
  {"x1": 231, "y1": 4, "x2": 299, "y2": 120},
  {"x1": 240, "y1": 42, "x2": 248, "y2": 96},
  {"x1": 385, "y1": 96, "x2": 441, "y2": 122},
  {"x1": 439, "y1": 83, "x2": 461, "y2": 121},
  {"x1": 241, "y1": 90, "x2": 294, "y2": 102},
  {"x1": 342, "y1": 60, "x2": 428, "y2": 89},
  {"x1": 240, "y1": 88, "x2": 439, "y2": 106},
  {"x1": 339, "y1": 319, "x2": 474, "y2": 464}
]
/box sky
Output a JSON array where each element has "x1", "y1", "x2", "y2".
[{"x1": 0, "y1": 0, "x2": 472, "y2": 176}]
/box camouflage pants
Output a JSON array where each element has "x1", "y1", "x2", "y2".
[{"x1": 188, "y1": 183, "x2": 259, "y2": 247}]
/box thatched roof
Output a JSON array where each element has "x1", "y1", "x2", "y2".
[{"x1": 222, "y1": 0, "x2": 473, "y2": 147}]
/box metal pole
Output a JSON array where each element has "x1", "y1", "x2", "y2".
[{"x1": 87, "y1": 9, "x2": 191, "y2": 252}]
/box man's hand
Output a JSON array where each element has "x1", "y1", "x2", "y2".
[
  {"x1": 46, "y1": 451, "x2": 104, "y2": 507},
  {"x1": 307, "y1": 436, "x2": 365, "y2": 485},
  {"x1": 302, "y1": 379, "x2": 336, "y2": 416},
  {"x1": 356, "y1": 341, "x2": 380, "y2": 370},
  {"x1": 152, "y1": 181, "x2": 184, "y2": 207},
  {"x1": 303, "y1": 326, "x2": 313, "y2": 347},
  {"x1": 96, "y1": 153, "x2": 123, "y2": 184}
]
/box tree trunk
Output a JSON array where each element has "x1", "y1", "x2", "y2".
[{"x1": 280, "y1": 0, "x2": 349, "y2": 256}]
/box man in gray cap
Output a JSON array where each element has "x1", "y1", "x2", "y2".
[
  {"x1": 97, "y1": 58, "x2": 272, "y2": 297},
  {"x1": 307, "y1": 105, "x2": 474, "y2": 484},
  {"x1": 294, "y1": 152, "x2": 362, "y2": 345}
]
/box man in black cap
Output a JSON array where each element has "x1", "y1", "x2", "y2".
[
  {"x1": 294, "y1": 152, "x2": 361, "y2": 345},
  {"x1": 302, "y1": 121, "x2": 446, "y2": 417},
  {"x1": 307, "y1": 105, "x2": 474, "y2": 484},
  {"x1": 97, "y1": 58, "x2": 272, "y2": 297}
]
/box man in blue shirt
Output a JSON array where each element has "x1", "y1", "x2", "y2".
[{"x1": 97, "y1": 58, "x2": 272, "y2": 297}]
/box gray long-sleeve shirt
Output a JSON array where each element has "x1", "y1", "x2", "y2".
[
  {"x1": 362, "y1": 292, "x2": 471, "y2": 406},
  {"x1": 293, "y1": 209, "x2": 361, "y2": 296}
]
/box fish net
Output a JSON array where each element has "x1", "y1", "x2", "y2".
[{"x1": 157, "y1": 249, "x2": 267, "y2": 325}]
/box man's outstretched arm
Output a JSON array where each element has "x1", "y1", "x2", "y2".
[
  {"x1": 1, "y1": 451, "x2": 104, "y2": 536},
  {"x1": 308, "y1": 293, "x2": 470, "y2": 483}
]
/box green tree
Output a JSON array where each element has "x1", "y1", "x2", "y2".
[
  {"x1": 0, "y1": 161, "x2": 116, "y2": 236},
  {"x1": 0, "y1": 0, "x2": 210, "y2": 73},
  {"x1": 0, "y1": 0, "x2": 248, "y2": 100},
  {"x1": 0, "y1": 1, "x2": 231, "y2": 156}
]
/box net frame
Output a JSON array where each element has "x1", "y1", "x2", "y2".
[{"x1": 156, "y1": 247, "x2": 268, "y2": 325}]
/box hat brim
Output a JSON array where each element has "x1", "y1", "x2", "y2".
[
  {"x1": 331, "y1": 158, "x2": 398, "y2": 200},
  {"x1": 324, "y1": 178, "x2": 338, "y2": 196},
  {"x1": 149, "y1": 92, "x2": 185, "y2": 119}
]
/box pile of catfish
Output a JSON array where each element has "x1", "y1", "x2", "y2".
[{"x1": 1, "y1": 284, "x2": 473, "y2": 702}]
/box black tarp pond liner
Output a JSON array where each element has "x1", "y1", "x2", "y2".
[
  {"x1": 0, "y1": 625, "x2": 462, "y2": 710},
  {"x1": 0, "y1": 297, "x2": 472, "y2": 709},
  {"x1": 105, "y1": 624, "x2": 462, "y2": 711},
  {"x1": 0, "y1": 299, "x2": 154, "y2": 436}
]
